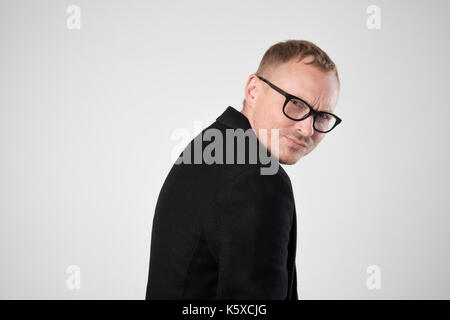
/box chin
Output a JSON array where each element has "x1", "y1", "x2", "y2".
[
  {"x1": 278, "y1": 150, "x2": 303, "y2": 165},
  {"x1": 279, "y1": 157, "x2": 301, "y2": 165}
]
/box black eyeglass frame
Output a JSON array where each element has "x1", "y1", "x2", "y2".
[{"x1": 256, "y1": 75, "x2": 342, "y2": 133}]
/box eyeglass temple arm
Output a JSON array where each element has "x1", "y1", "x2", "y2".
[{"x1": 256, "y1": 75, "x2": 289, "y2": 97}]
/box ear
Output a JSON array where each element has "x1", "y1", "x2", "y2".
[{"x1": 244, "y1": 74, "x2": 260, "y2": 109}]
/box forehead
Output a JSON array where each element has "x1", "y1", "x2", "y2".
[{"x1": 269, "y1": 57, "x2": 339, "y2": 112}]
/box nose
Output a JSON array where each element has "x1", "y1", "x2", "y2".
[{"x1": 294, "y1": 114, "x2": 315, "y2": 137}]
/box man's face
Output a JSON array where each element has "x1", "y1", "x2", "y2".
[{"x1": 243, "y1": 56, "x2": 340, "y2": 165}]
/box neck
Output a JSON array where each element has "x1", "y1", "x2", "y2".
[{"x1": 240, "y1": 106, "x2": 254, "y2": 129}]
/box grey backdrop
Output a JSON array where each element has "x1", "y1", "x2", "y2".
[{"x1": 1, "y1": 0, "x2": 449, "y2": 299}]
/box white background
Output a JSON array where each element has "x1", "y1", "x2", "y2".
[{"x1": 1, "y1": 0, "x2": 449, "y2": 299}]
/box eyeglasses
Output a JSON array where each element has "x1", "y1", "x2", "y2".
[{"x1": 256, "y1": 75, "x2": 342, "y2": 133}]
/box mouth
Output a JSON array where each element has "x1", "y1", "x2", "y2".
[{"x1": 284, "y1": 136, "x2": 307, "y2": 149}]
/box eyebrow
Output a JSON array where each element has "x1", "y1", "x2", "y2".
[
  {"x1": 300, "y1": 95, "x2": 334, "y2": 113},
  {"x1": 317, "y1": 107, "x2": 334, "y2": 113},
  {"x1": 295, "y1": 94, "x2": 332, "y2": 113},
  {"x1": 259, "y1": 75, "x2": 335, "y2": 114}
]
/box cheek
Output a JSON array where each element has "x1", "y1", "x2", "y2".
[
  {"x1": 311, "y1": 133, "x2": 325, "y2": 146},
  {"x1": 278, "y1": 119, "x2": 297, "y2": 136},
  {"x1": 256, "y1": 100, "x2": 295, "y2": 136},
  {"x1": 269, "y1": 108, "x2": 292, "y2": 131},
  {"x1": 262, "y1": 102, "x2": 277, "y2": 122},
  {"x1": 257, "y1": 106, "x2": 279, "y2": 129}
]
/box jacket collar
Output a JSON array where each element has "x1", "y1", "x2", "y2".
[
  {"x1": 216, "y1": 106, "x2": 252, "y2": 131},
  {"x1": 216, "y1": 106, "x2": 287, "y2": 173}
]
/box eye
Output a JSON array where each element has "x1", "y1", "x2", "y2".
[{"x1": 292, "y1": 99, "x2": 307, "y2": 108}]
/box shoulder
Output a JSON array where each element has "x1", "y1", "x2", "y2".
[
  {"x1": 213, "y1": 166, "x2": 294, "y2": 215},
  {"x1": 224, "y1": 163, "x2": 292, "y2": 194},
  {"x1": 210, "y1": 166, "x2": 295, "y2": 235}
]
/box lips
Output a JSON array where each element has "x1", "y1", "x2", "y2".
[{"x1": 285, "y1": 136, "x2": 307, "y2": 148}]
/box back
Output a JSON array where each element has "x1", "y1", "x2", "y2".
[{"x1": 145, "y1": 106, "x2": 298, "y2": 299}]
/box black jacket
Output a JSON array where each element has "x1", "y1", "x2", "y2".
[{"x1": 145, "y1": 106, "x2": 298, "y2": 300}]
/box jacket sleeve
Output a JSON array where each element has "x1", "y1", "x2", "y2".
[{"x1": 213, "y1": 169, "x2": 295, "y2": 299}]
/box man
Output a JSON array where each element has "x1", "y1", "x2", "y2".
[{"x1": 145, "y1": 40, "x2": 341, "y2": 300}]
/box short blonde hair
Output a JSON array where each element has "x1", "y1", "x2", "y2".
[{"x1": 243, "y1": 39, "x2": 339, "y2": 107}]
